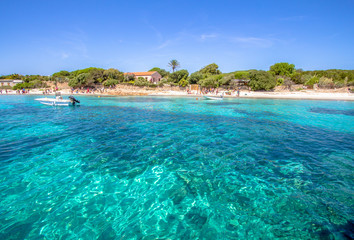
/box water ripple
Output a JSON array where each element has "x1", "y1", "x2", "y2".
[{"x1": 0, "y1": 96, "x2": 353, "y2": 239}]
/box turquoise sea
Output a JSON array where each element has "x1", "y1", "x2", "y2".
[{"x1": 0, "y1": 95, "x2": 353, "y2": 239}]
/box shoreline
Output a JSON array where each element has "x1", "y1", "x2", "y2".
[
  {"x1": 147, "y1": 91, "x2": 354, "y2": 101},
  {"x1": 1, "y1": 89, "x2": 353, "y2": 101}
]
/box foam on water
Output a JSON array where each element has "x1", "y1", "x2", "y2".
[{"x1": 0, "y1": 95, "x2": 353, "y2": 239}]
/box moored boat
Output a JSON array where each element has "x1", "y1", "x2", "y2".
[
  {"x1": 203, "y1": 95, "x2": 223, "y2": 100},
  {"x1": 35, "y1": 92, "x2": 80, "y2": 106}
]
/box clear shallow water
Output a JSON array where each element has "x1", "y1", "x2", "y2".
[{"x1": 0, "y1": 95, "x2": 353, "y2": 239}]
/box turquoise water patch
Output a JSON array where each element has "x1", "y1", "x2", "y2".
[
  {"x1": 309, "y1": 107, "x2": 354, "y2": 116},
  {"x1": 0, "y1": 95, "x2": 353, "y2": 239}
]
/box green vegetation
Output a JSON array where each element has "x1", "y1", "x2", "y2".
[
  {"x1": 68, "y1": 73, "x2": 90, "y2": 88},
  {"x1": 124, "y1": 73, "x2": 135, "y2": 82},
  {"x1": 168, "y1": 60, "x2": 180, "y2": 73},
  {"x1": 12, "y1": 82, "x2": 34, "y2": 90},
  {"x1": 199, "y1": 63, "x2": 221, "y2": 75},
  {"x1": 187, "y1": 72, "x2": 203, "y2": 84},
  {"x1": 178, "y1": 78, "x2": 189, "y2": 87},
  {"x1": 149, "y1": 67, "x2": 169, "y2": 78},
  {"x1": 0, "y1": 73, "x2": 22, "y2": 79},
  {"x1": 219, "y1": 74, "x2": 234, "y2": 86},
  {"x1": 66, "y1": 67, "x2": 124, "y2": 88},
  {"x1": 103, "y1": 79, "x2": 119, "y2": 87},
  {"x1": 234, "y1": 71, "x2": 250, "y2": 80},
  {"x1": 276, "y1": 77, "x2": 284, "y2": 86},
  {"x1": 1, "y1": 61, "x2": 353, "y2": 91},
  {"x1": 186, "y1": 63, "x2": 223, "y2": 87},
  {"x1": 169, "y1": 69, "x2": 189, "y2": 84},
  {"x1": 269, "y1": 62, "x2": 295, "y2": 77},
  {"x1": 318, "y1": 76, "x2": 333, "y2": 88},
  {"x1": 304, "y1": 75, "x2": 319, "y2": 86},
  {"x1": 199, "y1": 74, "x2": 223, "y2": 88},
  {"x1": 134, "y1": 77, "x2": 150, "y2": 87},
  {"x1": 248, "y1": 71, "x2": 276, "y2": 91}
]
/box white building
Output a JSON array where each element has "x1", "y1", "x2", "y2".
[
  {"x1": 124, "y1": 71, "x2": 162, "y2": 84},
  {"x1": 0, "y1": 79, "x2": 23, "y2": 87}
]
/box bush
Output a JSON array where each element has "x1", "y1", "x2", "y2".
[
  {"x1": 52, "y1": 70, "x2": 70, "y2": 77},
  {"x1": 283, "y1": 79, "x2": 294, "y2": 89},
  {"x1": 334, "y1": 81, "x2": 345, "y2": 88},
  {"x1": 13, "y1": 82, "x2": 34, "y2": 90},
  {"x1": 148, "y1": 83, "x2": 158, "y2": 88},
  {"x1": 12, "y1": 79, "x2": 47, "y2": 89},
  {"x1": 31, "y1": 80, "x2": 47, "y2": 88},
  {"x1": 103, "y1": 69, "x2": 124, "y2": 83},
  {"x1": 70, "y1": 67, "x2": 105, "y2": 77},
  {"x1": 248, "y1": 71, "x2": 276, "y2": 91},
  {"x1": 304, "y1": 76, "x2": 319, "y2": 86},
  {"x1": 234, "y1": 71, "x2": 250, "y2": 79},
  {"x1": 318, "y1": 77, "x2": 333, "y2": 88},
  {"x1": 290, "y1": 72, "x2": 305, "y2": 84},
  {"x1": 220, "y1": 74, "x2": 234, "y2": 85},
  {"x1": 269, "y1": 62, "x2": 295, "y2": 77},
  {"x1": 188, "y1": 72, "x2": 203, "y2": 84},
  {"x1": 302, "y1": 74, "x2": 313, "y2": 84},
  {"x1": 134, "y1": 77, "x2": 150, "y2": 86},
  {"x1": 277, "y1": 77, "x2": 284, "y2": 86},
  {"x1": 103, "y1": 79, "x2": 119, "y2": 87},
  {"x1": 169, "y1": 69, "x2": 189, "y2": 83},
  {"x1": 199, "y1": 75, "x2": 223, "y2": 88},
  {"x1": 124, "y1": 74, "x2": 135, "y2": 82},
  {"x1": 68, "y1": 73, "x2": 89, "y2": 88},
  {"x1": 158, "y1": 78, "x2": 168, "y2": 85},
  {"x1": 157, "y1": 78, "x2": 177, "y2": 87},
  {"x1": 178, "y1": 78, "x2": 189, "y2": 87},
  {"x1": 199, "y1": 63, "x2": 221, "y2": 75}
]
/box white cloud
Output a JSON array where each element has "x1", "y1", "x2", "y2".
[
  {"x1": 200, "y1": 34, "x2": 217, "y2": 40},
  {"x1": 156, "y1": 40, "x2": 172, "y2": 50}
]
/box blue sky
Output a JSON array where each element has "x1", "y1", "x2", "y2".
[{"x1": 1, "y1": 0, "x2": 353, "y2": 75}]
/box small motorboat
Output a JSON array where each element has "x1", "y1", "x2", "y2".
[
  {"x1": 35, "y1": 92, "x2": 80, "y2": 106},
  {"x1": 203, "y1": 94, "x2": 224, "y2": 100}
]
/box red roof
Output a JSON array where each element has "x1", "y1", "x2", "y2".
[{"x1": 124, "y1": 71, "x2": 157, "y2": 76}]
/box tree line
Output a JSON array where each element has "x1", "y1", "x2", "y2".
[
  {"x1": 149, "y1": 62, "x2": 354, "y2": 90},
  {"x1": 1, "y1": 62, "x2": 353, "y2": 91}
]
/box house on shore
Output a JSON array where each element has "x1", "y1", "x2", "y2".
[
  {"x1": 124, "y1": 71, "x2": 162, "y2": 84},
  {"x1": 0, "y1": 79, "x2": 23, "y2": 87}
]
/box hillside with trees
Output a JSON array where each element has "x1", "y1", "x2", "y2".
[{"x1": 1, "y1": 61, "x2": 353, "y2": 91}]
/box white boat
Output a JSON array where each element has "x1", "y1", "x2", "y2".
[
  {"x1": 203, "y1": 95, "x2": 223, "y2": 100},
  {"x1": 35, "y1": 92, "x2": 80, "y2": 106}
]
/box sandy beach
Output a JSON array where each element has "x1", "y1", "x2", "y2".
[{"x1": 1, "y1": 88, "x2": 353, "y2": 101}]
